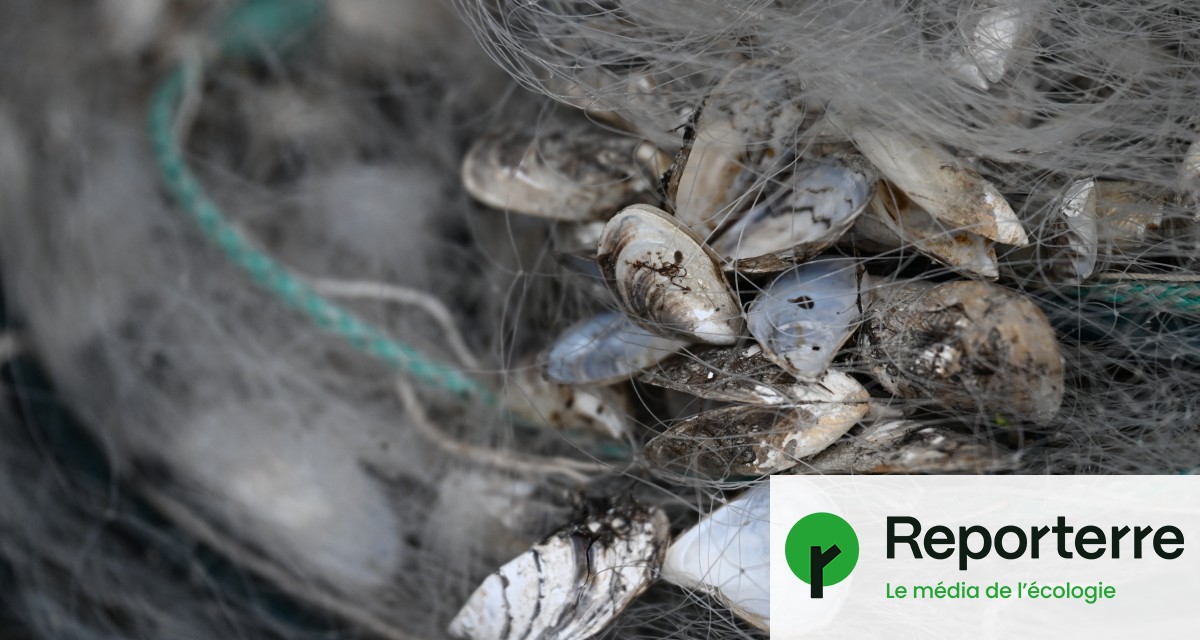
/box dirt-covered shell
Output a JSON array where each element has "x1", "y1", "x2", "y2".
[
  {"x1": 798, "y1": 418, "x2": 1013, "y2": 474},
  {"x1": 666, "y1": 62, "x2": 809, "y2": 235},
  {"x1": 643, "y1": 369, "x2": 869, "y2": 476},
  {"x1": 638, "y1": 342, "x2": 816, "y2": 405},
  {"x1": 462, "y1": 117, "x2": 663, "y2": 221},
  {"x1": 597, "y1": 204, "x2": 744, "y2": 345},
  {"x1": 859, "y1": 280, "x2": 1065, "y2": 423}
]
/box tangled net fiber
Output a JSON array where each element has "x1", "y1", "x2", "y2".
[{"x1": 0, "y1": 1, "x2": 1198, "y2": 638}]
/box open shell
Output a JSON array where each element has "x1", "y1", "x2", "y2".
[
  {"x1": 643, "y1": 369, "x2": 869, "y2": 476},
  {"x1": 448, "y1": 502, "x2": 669, "y2": 640},
  {"x1": 711, "y1": 154, "x2": 877, "y2": 274},
  {"x1": 746, "y1": 258, "x2": 865, "y2": 381},
  {"x1": 462, "y1": 117, "x2": 662, "y2": 221},
  {"x1": 661, "y1": 484, "x2": 770, "y2": 631},
  {"x1": 544, "y1": 310, "x2": 686, "y2": 386},
  {"x1": 860, "y1": 280, "x2": 1064, "y2": 423},
  {"x1": 598, "y1": 204, "x2": 744, "y2": 345}
]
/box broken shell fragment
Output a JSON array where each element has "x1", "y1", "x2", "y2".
[
  {"x1": 865, "y1": 181, "x2": 999, "y2": 279},
  {"x1": 504, "y1": 365, "x2": 630, "y2": 440},
  {"x1": 747, "y1": 258, "x2": 865, "y2": 381},
  {"x1": 598, "y1": 204, "x2": 745, "y2": 345},
  {"x1": 448, "y1": 502, "x2": 669, "y2": 640},
  {"x1": 860, "y1": 280, "x2": 1065, "y2": 423},
  {"x1": 844, "y1": 125, "x2": 1029, "y2": 246},
  {"x1": 798, "y1": 418, "x2": 1013, "y2": 474},
  {"x1": 462, "y1": 117, "x2": 661, "y2": 221},
  {"x1": 661, "y1": 484, "x2": 770, "y2": 631},
  {"x1": 544, "y1": 311, "x2": 686, "y2": 386},
  {"x1": 644, "y1": 369, "x2": 869, "y2": 476},
  {"x1": 711, "y1": 154, "x2": 877, "y2": 274}
]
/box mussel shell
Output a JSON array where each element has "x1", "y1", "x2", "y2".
[
  {"x1": 1046, "y1": 178, "x2": 1098, "y2": 283},
  {"x1": 544, "y1": 311, "x2": 685, "y2": 385},
  {"x1": 448, "y1": 502, "x2": 669, "y2": 640},
  {"x1": 948, "y1": 0, "x2": 1038, "y2": 89},
  {"x1": 868, "y1": 181, "x2": 999, "y2": 279},
  {"x1": 842, "y1": 123, "x2": 1029, "y2": 246},
  {"x1": 638, "y1": 343, "x2": 803, "y2": 405},
  {"x1": 638, "y1": 342, "x2": 864, "y2": 408},
  {"x1": 667, "y1": 62, "x2": 809, "y2": 235},
  {"x1": 598, "y1": 204, "x2": 744, "y2": 345},
  {"x1": 797, "y1": 419, "x2": 1013, "y2": 474},
  {"x1": 462, "y1": 117, "x2": 659, "y2": 221},
  {"x1": 541, "y1": 60, "x2": 690, "y2": 138},
  {"x1": 504, "y1": 365, "x2": 630, "y2": 439},
  {"x1": 644, "y1": 369, "x2": 869, "y2": 476},
  {"x1": 661, "y1": 484, "x2": 770, "y2": 631},
  {"x1": 1093, "y1": 180, "x2": 1172, "y2": 248},
  {"x1": 859, "y1": 280, "x2": 1064, "y2": 423},
  {"x1": 712, "y1": 155, "x2": 876, "y2": 274},
  {"x1": 746, "y1": 258, "x2": 865, "y2": 381}
]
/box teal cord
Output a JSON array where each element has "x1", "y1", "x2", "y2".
[
  {"x1": 1075, "y1": 281, "x2": 1200, "y2": 313},
  {"x1": 147, "y1": 6, "x2": 494, "y2": 404},
  {"x1": 215, "y1": 0, "x2": 325, "y2": 60}
]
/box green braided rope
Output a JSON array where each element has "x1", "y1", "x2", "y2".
[
  {"x1": 148, "y1": 20, "x2": 494, "y2": 404},
  {"x1": 1076, "y1": 281, "x2": 1200, "y2": 312}
]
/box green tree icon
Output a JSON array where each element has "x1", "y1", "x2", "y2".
[{"x1": 785, "y1": 512, "x2": 859, "y2": 598}]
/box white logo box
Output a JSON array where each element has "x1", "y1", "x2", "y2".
[{"x1": 769, "y1": 475, "x2": 1200, "y2": 639}]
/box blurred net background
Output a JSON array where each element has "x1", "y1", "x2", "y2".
[{"x1": 1, "y1": 1, "x2": 1198, "y2": 638}]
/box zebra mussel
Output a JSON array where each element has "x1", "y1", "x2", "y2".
[{"x1": 446, "y1": 28, "x2": 1193, "y2": 634}]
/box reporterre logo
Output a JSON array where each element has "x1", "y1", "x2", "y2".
[{"x1": 785, "y1": 512, "x2": 860, "y2": 598}]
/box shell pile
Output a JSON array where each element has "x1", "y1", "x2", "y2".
[
  {"x1": 466, "y1": 66, "x2": 1072, "y2": 483},
  {"x1": 448, "y1": 13, "x2": 1191, "y2": 634}
]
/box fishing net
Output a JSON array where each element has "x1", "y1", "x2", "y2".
[{"x1": 0, "y1": 1, "x2": 1197, "y2": 638}]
